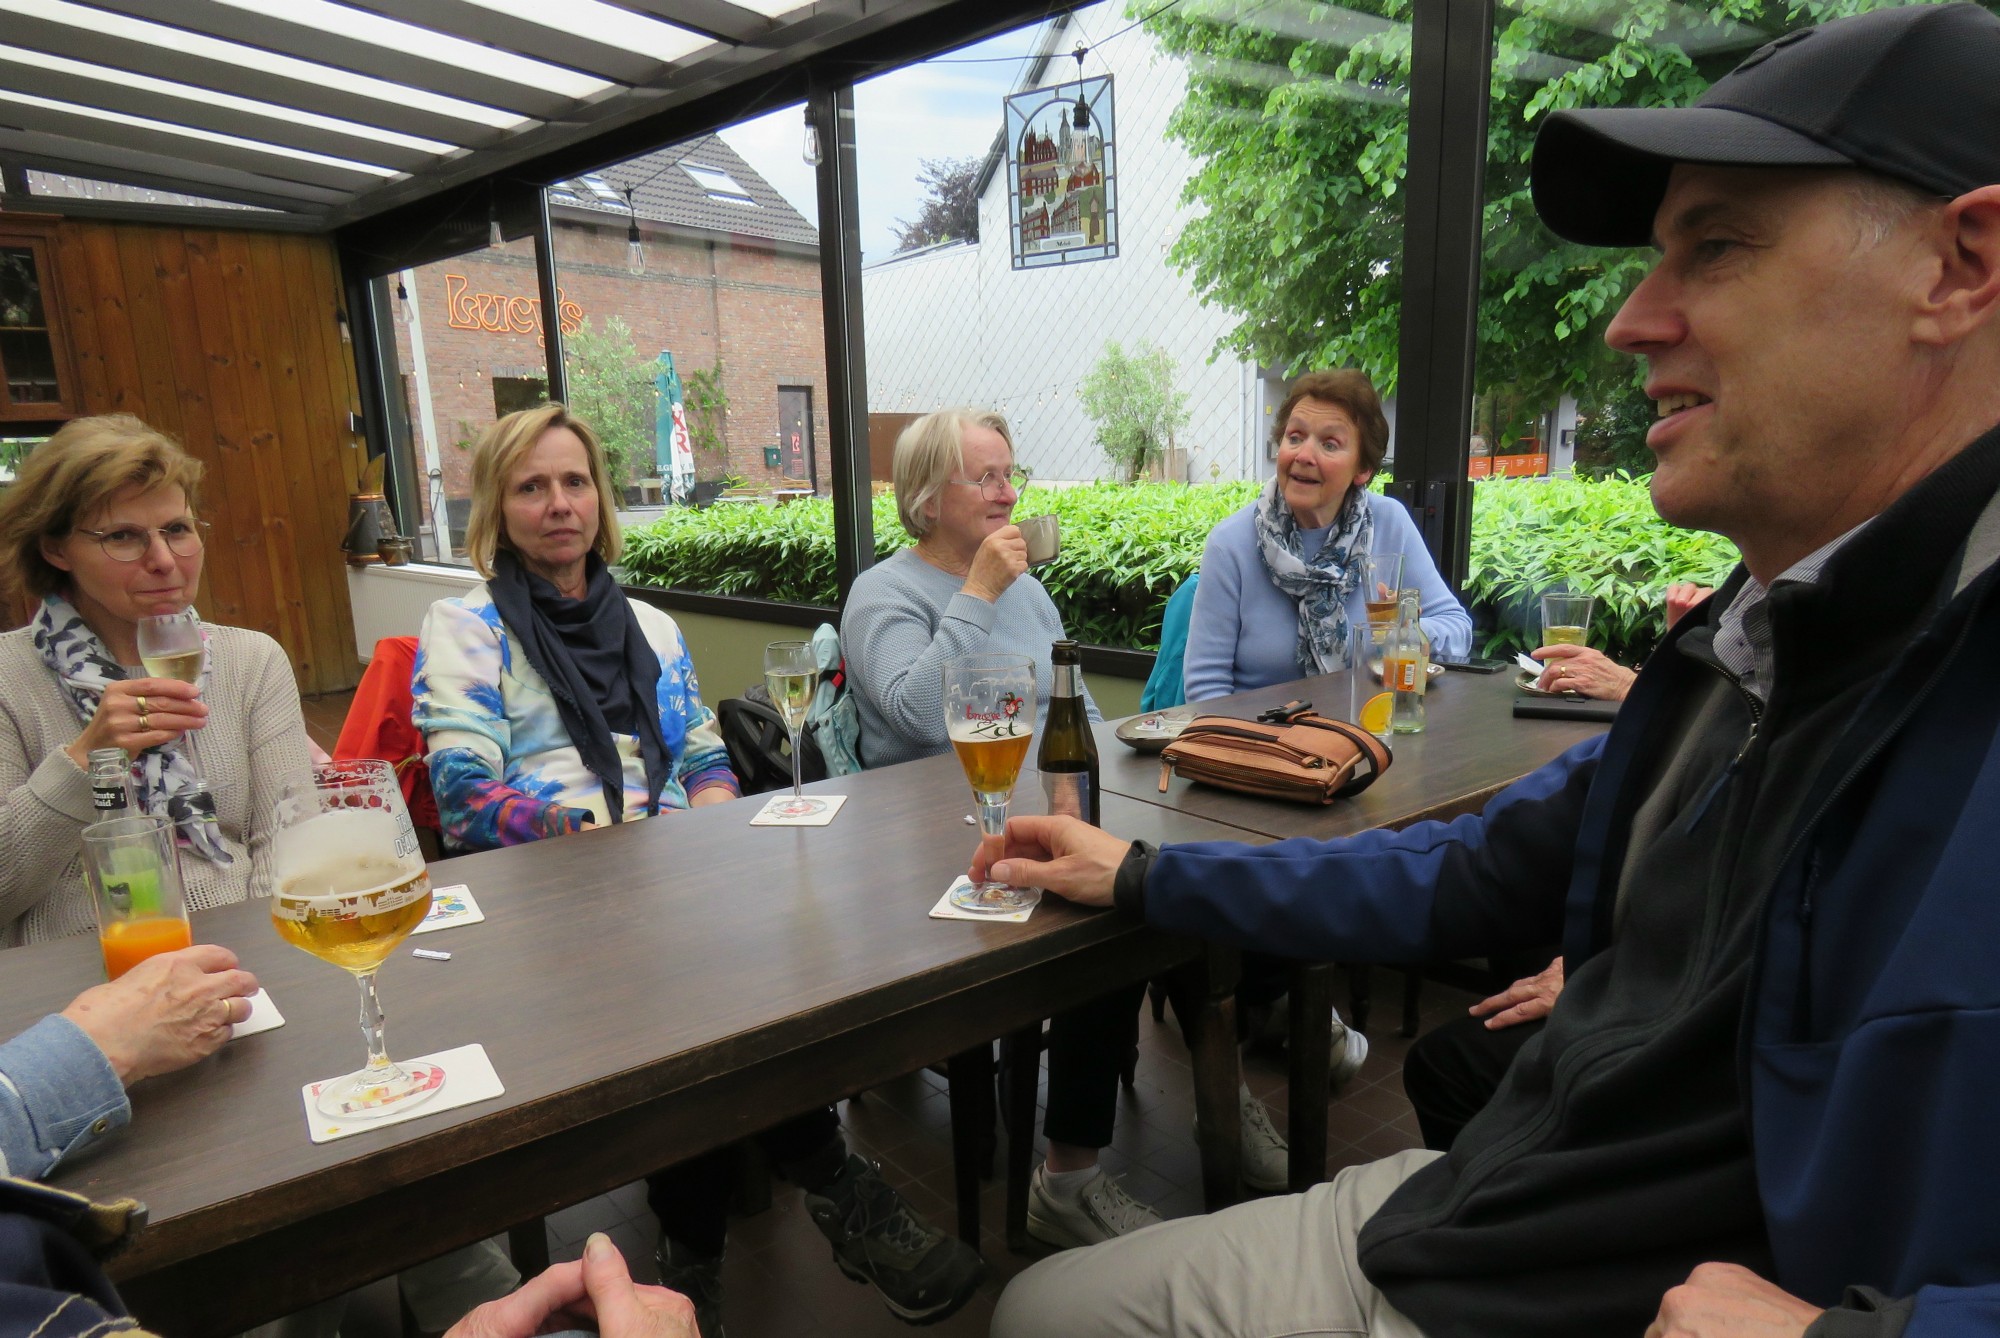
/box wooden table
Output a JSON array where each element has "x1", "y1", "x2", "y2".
[
  {"x1": 1094, "y1": 667, "x2": 1608, "y2": 1190},
  {"x1": 0, "y1": 754, "x2": 1256, "y2": 1335}
]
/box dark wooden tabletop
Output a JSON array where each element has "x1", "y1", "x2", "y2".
[
  {"x1": 0, "y1": 753, "x2": 1258, "y2": 1332},
  {"x1": 1096, "y1": 668, "x2": 1608, "y2": 840}
]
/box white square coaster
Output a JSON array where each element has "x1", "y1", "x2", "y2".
[
  {"x1": 229, "y1": 988, "x2": 284, "y2": 1041},
  {"x1": 749, "y1": 794, "x2": 848, "y2": 827},
  {"x1": 302, "y1": 1042, "x2": 504, "y2": 1144},
  {"x1": 412, "y1": 884, "x2": 484, "y2": 934},
  {"x1": 928, "y1": 876, "x2": 1039, "y2": 923}
]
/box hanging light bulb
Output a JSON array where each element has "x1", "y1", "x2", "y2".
[
  {"x1": 488, "y1": 193, "x2": 503, "y2": 248},
  {"x1": 801, "y1": 103, "x2": 823, "y2": 167},
  {"x1": 396, "y1": 277, "x2": 413, "y2": 326},
  {"x1": 335, "y1": 308, "x2": 352, "y2": 345},
  {"x1": 1071, "y1": 44, "x2": 1092, "y2": 130},
  {"x1": 625, "y1": 188, "x2": 646, "y2": 276}
]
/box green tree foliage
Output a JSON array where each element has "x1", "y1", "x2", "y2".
[
  {"x1": 1078, "y1": 341, "x2": 1193, "y2": 481},
  {"x1": 681, "y1": 360, "x2": 729, "y2": 476},
  {"x1": 564, "y1": 316, "x2": 657, "y2": 486},
  {"x1": 892, "y1": 156, "x2": 983, "y2": 251},
  {"x1": 1140, "y1": 0, "x2": 1999, "y2": 411}
]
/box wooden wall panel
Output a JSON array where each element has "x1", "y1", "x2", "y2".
[{"x1": 36, "y1": 218, "x2": 364, "y2": 695}]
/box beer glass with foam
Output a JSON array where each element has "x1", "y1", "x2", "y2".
[
  {"x1": 944, "y1": 653, "x2": 1038, "y2": 914},
  {"x1": 271, "y1": 760, "x2": 441, "y2": 1119}
]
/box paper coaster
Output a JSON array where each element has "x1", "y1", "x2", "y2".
[
  {"x1": 412, "y1": 884, "x2": 484, "y2": 934},
  {"x1": 749, "y1": 794, "x2": 848, "y2": 827},
  {"x1": 303, "y1": 1042, "x2": 504, "y2": 1144},
  {"x1": 928, "y1": 876, "x2": 1039, "y2": 923},
  {"x1": 229, "y1": 988, "x2": 284, "y2": 1040}
]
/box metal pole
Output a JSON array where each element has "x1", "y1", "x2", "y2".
[
  {"x1": 532, "y1": 186, "x2": 569, "y2": 405},
  {"x1": 814, "y1": 86, "x2": 874, "y2": 603}
]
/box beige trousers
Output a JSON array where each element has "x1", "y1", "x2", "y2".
[{"x1": 992, "y1": 1149, "x2": 1442, "y2": 1338}]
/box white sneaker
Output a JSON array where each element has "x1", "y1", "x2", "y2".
[
  {"x1": 1331, "y1": 1011, "x2": 1370, "y2": 1087},
  {"x1": 1026, "y1": 1167, "x2": 1164, "y2": 1250},
  {"x1": 1238, "y1": 1085, "x2": 1290, "y2": 1193}
]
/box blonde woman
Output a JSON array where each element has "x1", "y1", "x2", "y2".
[
  {"x1": 0, "y1": 414, "x2": 312, "y2": 945},
  {"x1": 413, "y1": 402, "x2": 737, "y2": 849}
]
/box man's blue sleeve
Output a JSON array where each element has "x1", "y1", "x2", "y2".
[
  {"x1": 1144, "y1": 734, "x2": 1606, "y2": 963},
  {"x1": 0, "y1": 1017, "x2": 129, "y2": 1182}
]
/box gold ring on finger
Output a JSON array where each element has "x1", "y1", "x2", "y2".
[
  {"x1": 138, "y1": 709, "x2": 151, "y2": 731},
  {"x1": 136, "y1": 694, "x2": 148, "y2": 713}
]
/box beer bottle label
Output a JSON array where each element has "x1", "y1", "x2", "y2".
[
  {"x1": 1043, "y1": 771, "x2": 1093, "y2": 823},
  {"x1": 92, "y1": 787, "x2": 126, "y2": 813}
]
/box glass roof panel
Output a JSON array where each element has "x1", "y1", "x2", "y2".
[
  {"x1": 0, "y1": 0, "x2": 528, "y2": 130},
  {"x1": 0, "y1": 90, "x2": 403, "y2": 176},
  {"x1": 453, "y1": 0, "x2": 711, "y2": 65},
  {"x1": 723, "y1": 0, "x2": 821, "y2": 16},
  {"x1": 0, "y1": 42, "x2": 461, "y2": 155}
]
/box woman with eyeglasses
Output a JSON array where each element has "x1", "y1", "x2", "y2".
[
  {"x1": 845, "y1": 408, "x2": 1168, "y2": 1254},
  {"x1": 0, "y1": 414, "x2": 313, "y2": 944},
  {"x1": 1184, "y1": 370, "x2": 1472, "y2": 702}
]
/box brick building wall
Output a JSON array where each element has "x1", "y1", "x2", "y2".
[{"x1": 390, "y1": 219, "x2": 827, "y2": 552}]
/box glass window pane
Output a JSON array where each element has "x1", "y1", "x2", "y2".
[
  {"x1": 549, "y1": 110, "x2": 832, "y2": 603},
  {"x1": 386, "y1": 230, "x2": 543, "y2": 563},
  {"x1": 857, "y1": 1, "x2": 1408, "y2": 649},
  {"x1": 1463, "y1": 4, "x2": 1943, "y2": 660}
]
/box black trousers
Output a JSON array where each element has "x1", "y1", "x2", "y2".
[
  {"x1": 1041, "y1": 981, "x2": 1148, "y2": 1149},
  {"x1": 646, "y1": 1104, "x2": 844, "y2": 1257},
  {"x1": 1401, "y1": 1014, "x2": 1545, "y2": 1152}
]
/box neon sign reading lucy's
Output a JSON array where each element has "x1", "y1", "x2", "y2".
[{"x1": 442, "y1": 273, "x2": 584, "y2": 344}]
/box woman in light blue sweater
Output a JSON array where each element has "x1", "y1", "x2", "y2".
[{"x1": 1185, "y1": 370, "x2": 1471, "y2": 702}]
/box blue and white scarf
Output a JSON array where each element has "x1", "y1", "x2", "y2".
[
  {"x1": 1252, "y1": 480, "x2": 1375, "y2": 678},
  {"x1": 32, "y1": 593, "x2": 233, "y2": 866}
]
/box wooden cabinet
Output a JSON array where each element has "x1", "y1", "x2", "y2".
[{"x1": 0, "y1": 217, "x2": 80, "y2": 420}]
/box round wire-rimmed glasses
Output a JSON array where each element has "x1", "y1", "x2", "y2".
[{"x1": 74, "y1": 519, "x2": 211, "y2": 562}]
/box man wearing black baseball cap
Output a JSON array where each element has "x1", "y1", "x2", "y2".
[{"x1": 990, "y1": 5, "x2": 2000, "y2": 1336}]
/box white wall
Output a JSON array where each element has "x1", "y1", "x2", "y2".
[
  {"x1": 346, "y1": 563, "x2": 480, "y2": 663},
  {"x1": 861, "y1": 11, "x2": 1257, "y2": 484}
]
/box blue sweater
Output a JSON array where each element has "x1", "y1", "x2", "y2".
[
  {"x1": 1138, "y1": 443, "x2": 2000, "y2": 1336},
  {"x1": 1183, "y1": 491, "x2": 1472, "y2": 702}
]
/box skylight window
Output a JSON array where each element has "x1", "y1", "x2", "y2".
[
  {"x1": 683, "y1": 164, "x2": 757, "y2": 205},
  {"x1": 453, "y1": 0, "x2": 710, "y2": 65},
  {"x1": 581, "y1": 174, "x2": 624, "y2": 203},
  {"x1": 0, "y1": 89, "x2": 400, "y2": 176}
]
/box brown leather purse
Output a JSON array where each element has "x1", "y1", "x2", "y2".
[{"x1": 1158, "y1": 707, "x2": 1391, "y2": 804}]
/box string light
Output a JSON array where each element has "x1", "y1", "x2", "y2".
[
  {"x1": 801, "y1": 102, "x2": 823, "y2": 167},
  {"x1": 395, "y1": 277, "x2": 413, "y2": 326},
  {"x1": 626, "y1": 187, "x2": 646, "y2": 276},
  {"x1": 1071, "y1": 45, "x2": 1092, "y2": 130},
  {"x1": 488, "y1": 191, "x2": 503, "y2": 248},
  {"x1": 335, "y1": 308, "x2": 352, "y2": 344}
]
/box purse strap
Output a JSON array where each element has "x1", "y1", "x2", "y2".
[{"x1": 1289, "y1": 714, "x2": 1392, "y2": 797}]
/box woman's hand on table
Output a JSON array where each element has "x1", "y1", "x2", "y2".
[
  {"x1": 962, "y1": 525, "x2": 1028, "y2": 604},
  {"x1": 446, "y1": 1233, "x2": 698, "y2": 1338},
  {"x1": 61, "y1": 944, "x2": 259, "y2": 1085},
  {"x1": 1468, "y1": 957, "x2": 1564, "y2": 1030},
  {"x1": 972, "y1": 815, "x2": 1128, "y2": 908},
  {"x1": 64, "y1": 677, "x2": 206, "y2": 769},
  {"x1": 1532, "y1": 645, "x2": 1636, "y2": 701}
]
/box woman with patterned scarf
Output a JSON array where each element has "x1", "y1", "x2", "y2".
[
  {"x1": 0, "y1": 415, "x2": 313, "y2": 946},
  {"x1": 1183, "y1": 369, "x2": 1471, "y2": 703}
]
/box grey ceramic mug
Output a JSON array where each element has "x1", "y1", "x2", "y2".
[{"x1": 1019, "y1": 513, "x2": 1060, "y2": 566}]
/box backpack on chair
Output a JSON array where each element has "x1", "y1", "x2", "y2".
[{"x1": 718, "y1": 624, "x2": 861, "y2": 795}]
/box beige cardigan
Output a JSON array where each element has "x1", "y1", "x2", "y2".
[{"x1": 0, "y1": 624, "x2": 314, "y2": 946}]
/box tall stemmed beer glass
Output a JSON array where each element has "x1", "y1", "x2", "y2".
[
  {"x1": 136, "y1": 609, "x2": 208, "y2": 776},
  {"x1": 271, "y1": 760, "x2": 442, "y2": 1119},
  {"x1": 945, "y1": 653, "x2": 1038, "y2": 914},
  {"x1": 763, "y1": 640, "x2": 826, "y2": 819}
]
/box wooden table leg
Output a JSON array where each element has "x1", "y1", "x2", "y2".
[
  {"x1": 1168, "y1": 943, "x2": 1242, "y2": 1211},
  {"x1": 1347, "y1": 961, "x2": 1372, "y2": 1036},
  {"x1": 1288, "y1": 963, "x2": 1334, "y2": 1192},
  {"x1": 946, "y1": 1044, "x2": 995, "y2": 1250},
  {"x1": 507, "y1": 1218, "x2": 551, "y2": 1278},
  {"x1": 1002, "y1": 1023, "x2": 1042, "y2": 1253}
]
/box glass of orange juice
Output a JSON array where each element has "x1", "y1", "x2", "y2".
[{"x1": 81, "y1": 814, "x2": 192, "y2": 980}]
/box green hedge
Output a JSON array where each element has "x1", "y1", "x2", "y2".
[{"x1": 619, "y1": 476, "x2": 1738, "y2": 662}]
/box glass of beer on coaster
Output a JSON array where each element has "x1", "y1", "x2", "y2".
[
  {"x1": 82, "y1": 813, "x2": 193, "y2": 980},
  {"x1": 1540, "y1": 592, "x2": 1597, "y2": 650},
  {"x1": 271, "y1": 759, "x2": 442, "y2": 1119},
  {"x1": 944, "y1": 653, "x2": 1038, "y2": 914}
]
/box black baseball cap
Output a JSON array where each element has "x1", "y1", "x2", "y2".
[{"x1": 1531, "y1": 3, "x2": 2000, "y2": 246}]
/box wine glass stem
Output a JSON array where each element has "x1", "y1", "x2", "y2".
[
  {"x1": 975, "y1": 793, "x2": 1009, "y2": 843},
  {"x1": 354, "y1": 970, "x2": 398, "y2": 1080},
  {"x1": 788, "y1": 725, "x2": 805, "y2": 804}
]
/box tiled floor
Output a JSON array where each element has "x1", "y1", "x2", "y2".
[{"x1": 301, "y1": 691, "x2": 1472, "y2": 1337}]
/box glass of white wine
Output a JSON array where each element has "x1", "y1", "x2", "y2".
[
  {"x1": 271, "y1": 760, "x2": 443, "y2": 1120},
  {"x1": 763, "y1": 640, "x2": 826, "y2": 819},
  {"x1": 1540, "y1": 592, "x2": 1597, "y2": 649},
  {"x1": 136, "y1": 609, "x2": 209, "y2": 776}
]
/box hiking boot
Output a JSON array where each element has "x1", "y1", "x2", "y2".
[
  {"x1": 1025, "y1": 1165, "x2": 1165, "y2": 1249},
  {"x1": 654, "y1": 1236, "x2": 725, "y2": 1338},
  {"x1": 801, "y1": 1155, "x2": 984, "y2": 1325},
  {"x1": 1239, "y1": 1086, "x2": 1291, "y2": 1193}
]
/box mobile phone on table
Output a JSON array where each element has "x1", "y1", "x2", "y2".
[{"x1": 1436, "y1": 656, "x2": 1510, "y2": 674}]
